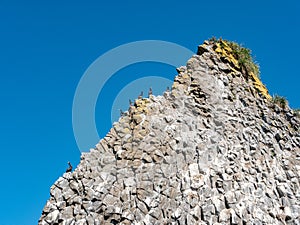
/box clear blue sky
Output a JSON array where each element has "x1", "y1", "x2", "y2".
[{"x1": 0, "y1": 1, "x2": 299, "y2": 224}]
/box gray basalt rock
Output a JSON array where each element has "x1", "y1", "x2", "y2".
[{"x1": 39, "y1": 40, "x2": 300, "y2": 225}]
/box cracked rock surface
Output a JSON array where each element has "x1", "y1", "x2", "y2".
[{"x1": 39, "y1": 40, "x2": 300, "y2": 225}]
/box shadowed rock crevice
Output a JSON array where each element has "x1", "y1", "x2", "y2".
[{"x1": 39, "y1": 39, "x2": 300, "y2": 225}]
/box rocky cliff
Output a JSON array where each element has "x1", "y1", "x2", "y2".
[{"x1": 39, "y1": 39, "x2": 300, "y2": 225}]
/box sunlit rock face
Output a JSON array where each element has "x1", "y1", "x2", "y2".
[{"x1": 39, "y1": 40, "x2": 300, "y2": 225}]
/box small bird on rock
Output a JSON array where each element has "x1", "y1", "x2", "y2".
[
  {"x1": 66, "y1": 161, "x2": 72, "y2": 173},
  {"x1": 138, "y1": 91, "x2": 143, "y2": 99},
  {"x1": 120, "y1": 109, "x2": 125, "y2": 116},
  {"x1": 148, "y1": 87, "x2": 153, "y2": 97}
]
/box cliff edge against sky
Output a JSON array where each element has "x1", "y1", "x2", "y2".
[{"x1": 39, "y1": 39, "x2": 300, "y2": 225}]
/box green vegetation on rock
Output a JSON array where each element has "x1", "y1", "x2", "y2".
[
  {"x1": 209, "y1": 37, "x2": 260, "y2": 78},
  {"x1": 228, "y1": 42, "x2": 260, "y2": 78},
  {"x1": 272, "y1": 94, "x2": 288, "y2": 109}
]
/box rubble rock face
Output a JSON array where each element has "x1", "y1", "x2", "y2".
[{"x1": 39, "y1": 40, "x2": 300, "y2": 225}]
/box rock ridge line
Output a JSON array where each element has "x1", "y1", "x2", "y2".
[{"x1": 39, "y1": 39, "x2": 300, "y2": 225}]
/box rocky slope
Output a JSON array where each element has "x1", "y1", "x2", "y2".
[{"x1": 39, "y1": 39, "x2": 300, "y2": 225}]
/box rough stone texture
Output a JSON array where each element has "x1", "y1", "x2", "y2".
[{"x1": 39, "y1": 40, "x2": 300, "y2": 225}]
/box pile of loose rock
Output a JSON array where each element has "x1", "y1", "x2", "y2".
[{"x1": 39, "y1": 40, "x2": 300, "y2": 225}]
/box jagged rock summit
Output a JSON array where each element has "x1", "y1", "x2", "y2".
[{"x1": 39, "y1": 39, "x2": 300, "y2": 225}]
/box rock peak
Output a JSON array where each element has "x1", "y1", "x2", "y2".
[
  {"x1": 198, "y1": 38, "x2": 271, "y2": 99},
  {"x1": 39, "y1": 39, "x2": 300, "y2": 225}
]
